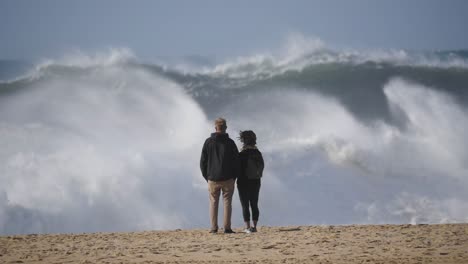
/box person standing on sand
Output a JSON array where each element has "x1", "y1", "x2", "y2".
[
  {"x1": 200, "y1": 117, "x2": 239, "y2": 234},
  {"x1": 237, "y1": 130, "x2": 264, "y2": 233}
]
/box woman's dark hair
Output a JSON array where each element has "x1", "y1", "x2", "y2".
[{"x1": 238, "y1": 130, "x2": 257, "y2": 146}]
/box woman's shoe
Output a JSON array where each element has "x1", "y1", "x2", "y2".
[
  {"x1": 243, "y1": 228, "x2": 252, "y2": 234},
  {"x1": 250, "y1": 227, "x2": 257, "y2": 232}
]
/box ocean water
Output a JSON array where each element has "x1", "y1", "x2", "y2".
[{"x1": 1, "y1": 38, "x2": 468, "y2": 235}]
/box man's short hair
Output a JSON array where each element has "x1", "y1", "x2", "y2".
[{"x1": 214, "y1": 117, "x2": 227, "y2": 130}]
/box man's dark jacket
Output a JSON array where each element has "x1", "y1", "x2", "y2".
[{"x1": 200, "y1": 133, "x2": 240, "y2": 182}]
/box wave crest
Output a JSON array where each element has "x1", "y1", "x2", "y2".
[{"x1": 188, "y1": 34, "x2": 468, "y2": 80}]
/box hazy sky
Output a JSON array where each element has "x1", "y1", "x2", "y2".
[{"x1": 1, "y1": 0, "x2": 468, "y2": 61}]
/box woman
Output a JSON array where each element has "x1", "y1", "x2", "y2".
[{"x1": 237, "y1": 130, "x2": 264, "y2": 233}]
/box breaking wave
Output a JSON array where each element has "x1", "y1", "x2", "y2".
[{"x1": 1, "y1": 37, "x2": 468, "y2": 234}]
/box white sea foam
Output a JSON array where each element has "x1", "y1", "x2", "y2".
[
  {"x1": 223, "y1": 78, "x2": 468, "y2": 225},
  {"x1": 1, "y1": 49, "x2": 467, "y2": 234},
  {"x1": 356, "y1": 193, "x2": 468, "y2": 224},
  {"x1": 0, "y1": 59, "x2": 210, "y2": 234}
]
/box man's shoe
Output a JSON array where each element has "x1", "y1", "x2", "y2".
[
  {"x1": 243, "y1": 228, "x2": 251, "y2": 234},
  {"x1": 209, "y1": 229, "x2": 218, "y2": 234},
  {"x1": 224, "y1": 229, "x2": 235, "y2": 234},
  {"x1": 250, "y1": 227, "x2": 257, "y2": 233}
]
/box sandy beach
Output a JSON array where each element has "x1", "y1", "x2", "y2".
[{"x1": 1, "y1": 224, "x2": 467, "y2": 263}]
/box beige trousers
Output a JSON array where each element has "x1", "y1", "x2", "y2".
[{"x1": 208, "y1": 178, "x2": 235, "y2": 230}]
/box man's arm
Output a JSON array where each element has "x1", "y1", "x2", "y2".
[
  {"x1": 231, "y1": 141, "x2": 240, "y2": 180},
  {"x1": 200, "y1": 140, "x2": 208, "y2": 182}
]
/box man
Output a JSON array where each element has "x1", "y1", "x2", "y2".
[{"x1": 200, "y1": 117, "x2": 239, "y2": 234}]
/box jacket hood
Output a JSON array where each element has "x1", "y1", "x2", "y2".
[{"x1": 211, "y1": 132, "x2": 230, "y2": 139}]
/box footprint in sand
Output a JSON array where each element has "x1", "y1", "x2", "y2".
[{"x1": 261, "y1": 244, "x2": 276, "y2": 249}]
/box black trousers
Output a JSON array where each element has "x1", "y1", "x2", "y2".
[{"x1": 237, "y1": 180, "x2": 261, "y2": 222}]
